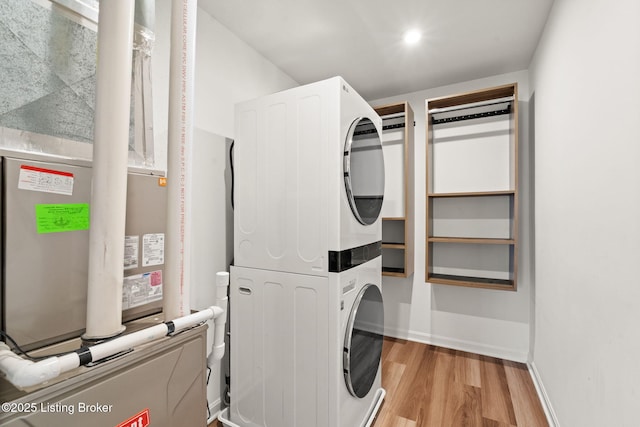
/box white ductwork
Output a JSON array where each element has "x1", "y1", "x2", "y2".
[
  {"x1": 164, "y1": 0, "x2": 198, "y2": 319},
  {"x1": 84, "y1": 0, "x2": 136, "y2": 340},
  {"x1": 0, "y1": 270, "x2": 228, "y2": 390}
]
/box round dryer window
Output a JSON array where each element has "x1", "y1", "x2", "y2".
[
  {"x1": 344, "y1": 283, "x2": 384, "y2": 398},
  {"x1": 344, "y1": 117, "x2": 385, "y2": 225}
]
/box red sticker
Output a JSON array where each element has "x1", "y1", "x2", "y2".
[
  {"x1": 150, "y1": 270, "x2": 162, "y2": 287},
  {"x1": 115, "y1": 408, "x2": 150, "y2": 427},
  {"x1": 20, "y1": 164, "x2": 74, "y2": 177}
]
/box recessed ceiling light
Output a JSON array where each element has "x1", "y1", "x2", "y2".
[{"x1": 403, "y1": 29, "x2": 422, "y2": 45}]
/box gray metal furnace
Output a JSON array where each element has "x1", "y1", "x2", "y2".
[
  {"x1": 0, "y1": 319, "x2": 208, "y2": 427},
  {"x1": 0, "y1": 150, "x2": 209, "y2": 426},
  {"x1": 1, "y1": 151, "x2": 166, "y2": 351}
]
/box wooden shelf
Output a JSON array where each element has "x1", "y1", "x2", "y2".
[
  {"x1": 428, "y1": 190, "x2": 515, "y2": 198},
  {"x1": 426, "y1": 83, "x2": 518, "y2": 291},
  {"x1": 427, "y1": 273, "x2": 515, "y2": 290},
  {"x1": 382, "y1": 242, "x2": 406, "y2": 249},
  {"x1": 428, "y1": 237, "x2": 515, "y2": 245},
  {"x1": 426, "y1": 83, "x2": 517, "y2": 111},
  {"x1": 375, "y1": 103, "x2": 407, "y2": 117},
  {"x1": 383, "y1": 266, "x2": 407, "y2": 276}
]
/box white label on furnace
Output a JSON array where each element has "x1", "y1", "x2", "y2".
[
  {"x1": 142, "y1": 233, "x2": 164, "y2": 267},
  {"x1": 18, "y1": 165, "x2": 74, "y2": 195},
  {"x1": 124, "y1": 235, "x2": 139, "y2": 270},
  {"x1": 122, "y1": 270, "x2": 163, "y2": 310}
]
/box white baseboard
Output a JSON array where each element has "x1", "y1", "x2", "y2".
[
  {"x1": 527, "y1": 362, "x2": 559, "y2": 427},
  {"x1": 384, "y1": 327, "x2": 529, "y2": 363},
  {"x1": 207, "y1": 398, "x2": 223, "y2": 425}
]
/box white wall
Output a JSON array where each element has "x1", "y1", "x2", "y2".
[
  {"x1": 371, "y1": 69, "x2": 534, "y2": 362},
  {"x1": 151, "y1": 1, "x2": 298, "y2": 419},
  {"x1": 152, "y1": 0, "x2": 298, "y2": 171},
  {"x1": 529, "y1": 0, "x2": 640, "y2": 426}
]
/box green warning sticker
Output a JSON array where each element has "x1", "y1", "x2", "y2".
[{"x1": 35, "y1": 203, "x2": 90, "y2": 234}]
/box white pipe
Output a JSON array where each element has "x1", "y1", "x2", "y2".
[
  {"x1": 84, "y1": 0, "x2": 136, "y2": 339},
  {"x1": 0, "y1": 347, "x2": 76, "y2": 390},
  {"x1": 0, "y1": 306, "x2": 222, "y2": 390},
  {"x1": 208, "y1": 272, "x2": 229, "y2": 365},
  {"x1": 164, "y1": 0, "x2": 197, "y2": 319},
  {"x1": 0, "y1": 272, "x2": 229, "y2": 390},
  {"x1": 132, "y1": 0, "x2": 156, "y2": 165}
]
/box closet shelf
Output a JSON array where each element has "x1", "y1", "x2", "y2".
[
  {"x1": 428, "y1": 237, "x2": 515, "y2": 245},
  {"x1": 427, "y1": 274, "x2": 514, "y2": 290},
  {"x1": 427, "y1": 86, "x2": 515, "y2": 110},
  {"x1": 425, "y1": 83, "x2": 518, "y2": 291},
  {"x1": 383, "y1": 267, "x2": 406, "y2": 275},
  {"x1": 428, "y1": 190, "x2": 515, "y2": 198},
  {"x1": 382, "y1": 242, "x2": 406, "y2": 249}
]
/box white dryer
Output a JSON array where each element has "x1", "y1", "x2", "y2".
[
  {"x1": 233, "y1": 76, "x2": 385, "y2": 276},
  {"x1": 221, "y1": 257, "x2": 385, "y2": 427}
]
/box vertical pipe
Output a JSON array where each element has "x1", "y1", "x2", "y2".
[
  {"x1": 164, "y1": 0, "x2": 197, "y2": 319},
  {"x1": 208, "y1": 272, "x2": 229, "y2": 363},
  {"x1": 84, "y1": 0, "x2": 136, "y2": 339},
  {"x1": 132, "y1": 0, "x2": 156, "y2": 165}
]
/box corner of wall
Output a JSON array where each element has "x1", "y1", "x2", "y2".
[{"x1": 527, "y1": 361, "x2": 559, "y2": 427}]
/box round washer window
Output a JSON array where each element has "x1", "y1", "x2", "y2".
[
  {"x1": 344, "y1": 283, "x2": 384, "y2": 398},
  {"x1": 344, "y1": 117, "x2": 385, "y2": 225}
]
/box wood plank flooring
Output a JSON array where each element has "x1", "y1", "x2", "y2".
[
  {"x1": 374, "y1": 337, "x2": 548, "y2": 427},
  {"x1": 210, "y1": 337, "x2": 548, "y2": 427}
]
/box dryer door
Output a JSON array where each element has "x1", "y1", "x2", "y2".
[
  {"x1": 344, "y1": 283, "x2": 384, "y2": 398},
  {"x1": 344, "y1": 117, "x2": 384, "y2": 225}
]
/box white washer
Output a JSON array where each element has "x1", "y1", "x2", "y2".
[
  {"x1": 233, "y1": 76, "x2": 385, "y2": 276},
  {"x1": 223, "y1": 258, "x2": 384, "y2": 427},
  {"x1": 338, "y1": 258, "x2": 386, "y2": 427}
]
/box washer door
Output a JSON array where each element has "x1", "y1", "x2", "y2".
[
  {"x1": 344, "y1": 117, "x2": 385, "y2": 225},
  {"x1": 344, "y1": 283, "x2": 384, "y2": 398}
]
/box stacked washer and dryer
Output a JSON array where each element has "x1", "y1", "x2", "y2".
[{"x1": 219, "y1": 77, "x2": 386, "y2": 427}]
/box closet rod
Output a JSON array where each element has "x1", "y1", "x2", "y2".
[
  {"x1": 431, "y1": 105, "x2": 511, "y2": 125},
  {"x1": 382, "y1": 122, "x2": 406, "y2": 131},
  {"x1": 353, "y1": 122, "x2": 406, "y2": 136},
  {"x1": 428, "y1": 95, "x2": 514, "y2": 114}
]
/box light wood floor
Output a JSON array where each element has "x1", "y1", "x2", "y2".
[
  {"x1": 374, "y1": 337, "x2": 548, "y2": 427},
  {"x1": 210, "y1": 337, "x2": 548, "y2": 427}
]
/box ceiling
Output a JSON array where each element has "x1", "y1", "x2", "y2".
[{"x1": 199, "y1": 0, "x2": 555, "y2": 101}]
